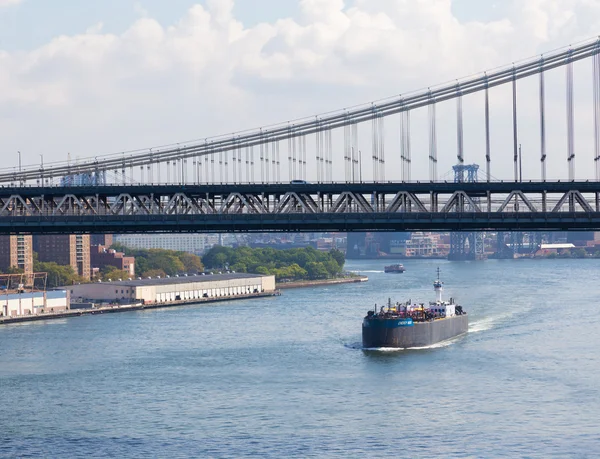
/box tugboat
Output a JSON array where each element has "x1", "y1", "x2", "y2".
[
  {"x1": 362, "y1": 269, "x2": 468, "y2": 348},
  {"x1": 384, "y1": 264, "x2": 406, "y2": 273}
]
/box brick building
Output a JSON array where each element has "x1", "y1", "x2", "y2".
[
  {"x1": 0, "y1": 235, "x2": 33, "y2": 274},
  {"x1": 91, "y1": 245, "x2": 135, "y2": 276},
  {"x1": 90, "y1": 234, "x2": 114, "y2": 247},
  {"x1": 33, "y1": 235, "x2": 91, "y2": 280}
]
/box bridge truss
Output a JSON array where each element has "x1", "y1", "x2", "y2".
[{"x1": 1, "y1": 182, "x2": 600, "y2": 234}]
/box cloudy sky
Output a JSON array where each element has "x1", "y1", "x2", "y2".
[{"x1": 1, "y1": 0, "x2": 599, "y2": 181}]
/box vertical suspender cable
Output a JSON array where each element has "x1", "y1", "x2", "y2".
[
  {"x1": 428, "y1": 98, "x2": 438, "y2": 182},
  {"x1": 327, "y1": 128, "x2": 333, "y2": 182},
  {"x1": 379, "y1": 115, "x2": 385, "y2": 181},
  {"x1": 484, "y1": 78, "x2": 491, "y2": 182},
  {"x1": 540, "y1": 61, "x2": 547, "y2": 181},
  {"x1": 594, "y1": 49, "x2": 600, "y2": 181},
  {"x1": 512, "y1": 67, "x2": 519, "y2": 181},
  {"x1": 288, "y1": 128, "x2": 293, "y2": 182},
  {"x1": 250, "y1": 146, "x2": 255, "y2": 183},
  {"x1": 406, "y1": 111, "x2": 411, "y2": 182},
  {"x1": 456, "y1": 84, "x2": 464, "y2": 166},
  {"x1": 400, "y1": 110, "x2": 406, "y2": 182},
  {"x1": 566, "y1": 51, "x2": 575, "y2": 181},
  {"x1": 315, "y1": 119, "x2": 322, "y2": 183}
]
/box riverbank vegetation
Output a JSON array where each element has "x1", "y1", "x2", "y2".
[
  {"x1": 110, "y1": 244, "x2": 203, "y2": 278},
  {"x1": 202, "y1": 246, "x2": 347, "y2": 281}
]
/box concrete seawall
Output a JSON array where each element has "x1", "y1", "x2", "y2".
[
  {"x1": 277, "y1": 276, "x2": 368, "y2": 290},
  {"x1": 0, "y1": 291, "x2": 280, "y2": 326}
]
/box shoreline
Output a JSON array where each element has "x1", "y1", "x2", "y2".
[
  {"x1": 276, "y1": 276, "x2": 368, "y2": 290},
  {"x1": 0, "y1": 291, "x2": 280, "y2": 326}
]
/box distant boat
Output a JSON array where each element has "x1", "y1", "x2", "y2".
[{"x1": 384, "y1": 264, "x2": 406, "y2": 273}]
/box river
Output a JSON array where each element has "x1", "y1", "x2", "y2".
[{"x1": 1, "y1": 259, "x2": 599, "y2": 458}]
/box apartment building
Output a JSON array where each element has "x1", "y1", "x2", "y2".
[
  {"x1": 34, "y1": 235, "x2": 91, "y2": 280},
  {"x1": 0, "y1": 235, "x2": 33, "y2": 274}
]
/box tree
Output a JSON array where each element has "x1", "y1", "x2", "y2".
[
  {"x1": 34, "y1": 262, "x2": 83, "y2": 288},
  {"x1": 213, "y1": 253, "x2": 228, "y2": 269},
  {"x1": 255, "y1": 266, "x2": 271, "y2": 276},
  {"x1": 230, "y1": 263, "x2": 247, "y2": 273},
  {"x1": 178, "y1": 252, "x2": 204, "y2": 273},
  {"x1": 100, "y1": 267, "x2": 131, "y2": 282},
  {"x1": 142, "y1": 269, "x2": 167, "y2": 279},
  {"x1": 305, "y1": 262, "x2": 330, "y2": 279}
]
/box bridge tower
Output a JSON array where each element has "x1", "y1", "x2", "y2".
[{"x1": 448, "y1": 165, "x2": 485, "y2": 261}]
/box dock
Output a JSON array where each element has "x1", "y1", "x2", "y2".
[{"x1": 0, "y1": 291, "x2": 280, "y2": 326}]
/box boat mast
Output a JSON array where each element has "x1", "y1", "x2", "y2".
[{"x1": 434, "y1": 267, "x2": 443, "y2": 303}]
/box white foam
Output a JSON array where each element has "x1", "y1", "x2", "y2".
[
  {"x1": 362, "y1": 347, "x2": 406, "y2": 352},
  {"x1": 468, "y1": 304, "x2": 533, "y2": 334},
  {"x1": 359, "y1": 337, "x2": 459, "y2": 352}
]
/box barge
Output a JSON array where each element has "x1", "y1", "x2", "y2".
[{"x1": 362, "y1": 269, "x2": 467, "y2": 348}]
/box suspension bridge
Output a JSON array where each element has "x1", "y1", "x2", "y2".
[{"x1": 2, "y1": 37, "x2": 600, "y2": 234}]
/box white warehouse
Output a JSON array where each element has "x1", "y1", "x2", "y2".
[
  {"x1": 0, "y1": 291, "x2": 70, "y2": 317},
  {"x1": 68, "y1": 273, "x2": 276, "y2": 305}
]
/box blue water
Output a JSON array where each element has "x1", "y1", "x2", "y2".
[{"x1": 1, "y1": 259, "x2": 599, "y2": 458}]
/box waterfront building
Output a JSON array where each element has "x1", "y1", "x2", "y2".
[
  {"x1": 68, "y1": 273, "x2": 276, "y2": 305},
  {"x1": 90, "y1": 245, "x2": 135, "y2": 276},
  {"x1": 405, "y1": 233, "x2": 448, "y2": 257},
  {"x1": 115, "y1": 234, "x2": 221, "y2": 254},
  {"x1": 0, "y1": 272, "x2": 69, "y2": 317},
  {"x1": 34, "y1": 235, "x2": 91, "y2": 280},
  {"x1": 0, "y1": 235, "x2": 33, "y2": 274},
  {"x1": 0, "y1": 290, "x2": 69, "y2": 317},
  {"x1": 346, "y1": 232, "x2": 411, "y2": 258}
]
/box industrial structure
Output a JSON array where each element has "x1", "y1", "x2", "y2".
[
  {"x1": 449, "y1": 165, "x2": 485, "y2": 260},
  {"x1": 67, "y1": 273, "x2": 276, "y2": 305}
]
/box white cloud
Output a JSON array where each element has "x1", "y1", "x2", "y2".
[{"x1": 1, "y1": 0, "x2": 600, "y2": 180}]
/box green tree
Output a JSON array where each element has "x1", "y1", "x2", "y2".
[
  {"x1": 230, "y1": 263, "x2": 247, "y2": 273},
  {"x1": 142, "y1": 269, "x2": 167, "y2": 279},
  {"x1": 305, "y1": 262, "x2": 330, "y2": 279},
  {"x1": 178, "y1": 252, "x2": 204, "y2": 273},
  {"x1": 255, "y1": 266, "x2": 271, "y2": 276},
  {"x1": 101, "y1": 266, "x2": 131, "y2": 282},
  {"x1": 34, "y1": 262, "x2": 82, "y2": 288},
  {"x1": 329, "y1": 249, "x2": 346, "y2": 270}
]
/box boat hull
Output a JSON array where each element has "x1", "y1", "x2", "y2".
[{"x1": 362, "y1": 314, "x2": 468, "y2": 348}]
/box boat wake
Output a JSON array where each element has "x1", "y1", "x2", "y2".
[
  {"x1": 468, "y1": 304, "x2": 533, "y2": 334},
  {"x1": 345, "y1": 339, "x2": 458, "y2": 352}
]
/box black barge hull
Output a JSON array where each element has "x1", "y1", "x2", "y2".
[{"x1": 362, "y1": 315, "x2": 468, "y2": 348}]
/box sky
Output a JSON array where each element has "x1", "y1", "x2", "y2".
[{"x1": 1, "y1": 0, "x2": 600, "y2": 181}]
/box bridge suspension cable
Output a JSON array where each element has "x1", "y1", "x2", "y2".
[{"x1": 3, "y1": 37, "x2": 600, "y2": 184}]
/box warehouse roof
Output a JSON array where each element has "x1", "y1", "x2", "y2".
[
  {"x1": 540, "y1": 243, "x2": 576, "y2": 250},
  {"x1": 86, "y1": 272, "x2": 266, "y2": 288}
]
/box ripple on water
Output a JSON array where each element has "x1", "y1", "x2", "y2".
[{"x1": 1, "y1": 258, "x2": 600, "y2": 458}]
